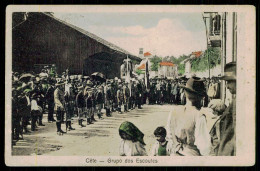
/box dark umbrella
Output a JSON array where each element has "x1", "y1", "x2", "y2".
[
  {"x1": 19, "y1": 73, "x2": 35, "y2": 82},
  {"x1": 91, "y1": 72, "x2": 106, "y2": 81},
  {"x1": 153, "y1": 76, "x2": 158, "y2": 79},
  {"x1": 179, "y1": 76, "x2": 188, "y2": 81}
]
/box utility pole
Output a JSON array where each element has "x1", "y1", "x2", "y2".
[{"x1": 202, "y1": 13, "x2": 211, "y2": 78}]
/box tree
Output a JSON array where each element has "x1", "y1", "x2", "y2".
[
  {"x1": 136, "y1": 69, "x2": 144, "y2": 75},
  {"x1": 171, "y1": 55, "x2": 189, "y2": 65},
  {"x1": 178, "y1": 64, "x2": 185, "y2": 75},
  {"x1": 150, "y1": 56, "x2": 162, "y2": 71},
  {"x1": 191, "y1": 47, "x2": 221, "y2": 72}
]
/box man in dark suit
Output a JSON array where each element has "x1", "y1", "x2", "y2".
[
  {"x1": 209, "y1": 62, "x2": 236, "y2": 156},
  {"x1": 136, "y1": 80, "x2": 143, "y2": 109},
  {"x1": 45, "y1": 79, "x2": 56, "y2": 122},
  {"x1": 217, "y1": 62, "x2": 236, "y2": 156},
  {"x1": 31, "y1": 80, "x2": 45, "y2": 126},
  {"x1": 76, "y1": 85, "x2": 86, "y2": 127},
  {"x1": 18, "y1": 88, "x2": 31, "y2": 133}
]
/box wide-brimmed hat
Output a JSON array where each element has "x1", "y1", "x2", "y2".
[
  {"x1": 55, "y1": 81, "x2": 65, "y2": 87},
  {"x1": 34, "y1": 80, "x2": 40, "y2": 84},
  {"x1": 219, "y1": 62, "x2": 236, "y2": 81},
  {"x1": 31, "y1": 93, "x2": 40, "y2": 99},
  {"x1": 23, "y1": 88, "x2": 32, "y2": 94},
  {"x1": 179, "y1": 77, "x2": 206, "y2": 97},
  {"x1": 179, "y1": 76, "x2": 188, "y2": 81},
  {"x1": 12, "y1": 80, "x2": 20, "y2": 86},
  {"x1": 86, "y1": 80, "x2": 93, "y2": 86},
  {"x1": 49, "y1": 79, "x2": 56, "y2": 84},
  {"x1": 84, "y1": 85, "x2": 91, "y2": 91},
  {"x1": 77, "y1": 85, "x2": 84, "y2": 90}
]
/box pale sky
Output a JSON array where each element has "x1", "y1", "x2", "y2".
[{"x1": 54, "y1": 12, "x2": 207, "y2": 57}]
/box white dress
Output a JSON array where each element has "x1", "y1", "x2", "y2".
[{"x1": 119, "y1": 140, "x2": 147, "y2": 156}]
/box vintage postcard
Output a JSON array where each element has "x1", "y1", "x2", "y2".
[{"x1": 5, "y1": 5, "x2": 255, "y2": 166}]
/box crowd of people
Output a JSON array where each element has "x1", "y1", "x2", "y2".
[
  {"x1": 11, "y1": 62, "x2": 236, "y2": 156},
  {"x1": 118, "y1": 62, "x2": 236, "y2": 156},
  {"x1": 146, "y1": 75, "x2": 221, "y2": 107}
]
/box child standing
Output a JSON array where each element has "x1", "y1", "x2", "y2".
[
  {"x1": 151, "y1": 127, "x2": 173, "y2": 156},
  {"x1": 119, "y1": 121, "x2": 147, "y2": 156}
]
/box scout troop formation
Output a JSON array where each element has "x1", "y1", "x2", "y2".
[
  {"x1": 11, "y1": 67, "x2": 146, "y2": 143},
  {"x1": 11, "y1": 62, "x2": 235, "y2": 156}
]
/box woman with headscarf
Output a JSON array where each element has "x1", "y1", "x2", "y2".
[
  {"x1": 119, "y1": 121, "x2": 147, "y2": 156},
  {"x1": 166, "y1": 77, "x2": 211, "y2": 156}
]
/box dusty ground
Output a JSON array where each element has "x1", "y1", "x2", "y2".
[{"x1": 12, "y1": 104, "x2": 216, "y2": 156}]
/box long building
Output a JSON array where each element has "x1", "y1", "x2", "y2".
[{"x1": 12, "y1": 12, "x2": 141, "y2": 79}]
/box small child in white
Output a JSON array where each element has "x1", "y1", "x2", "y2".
[{"x1": 151, "y1": 127, "x2": 173, "y2": 156}]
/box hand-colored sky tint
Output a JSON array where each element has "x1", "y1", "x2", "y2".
[{"x1": 54, "y1": 12, "x2": 207, "y2": 57}]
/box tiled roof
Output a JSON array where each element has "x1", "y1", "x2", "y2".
[
  {"x1": 138, "y1": 63, "x2": 145, "y2": 70},
  {"x1": 160, "y1": 62, "x2": 174, "y2": 66},
  {"x1": 191, "y1": 51, "x2": 203, "y2": 58},
  {"x1": 144, "y1": 52, "x2": 152, "y2": 57}
]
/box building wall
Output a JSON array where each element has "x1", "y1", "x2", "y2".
[
  {"x1": 158, "y1": 65, "x2": 176, "y2": 78},
  {"x1": 185, "y1": 61, "x2": 191, "y2": 76},
  {"x1": 219, "y1": 12, "x2": 238, "y2": 105}
]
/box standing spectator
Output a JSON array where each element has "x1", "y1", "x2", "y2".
[
  {"x1": 76, "y1": 85, "x2": 86, "y2": 127},
  {"x1": 54, "y1": 81, "x2": 66, "y2": 135},
  {"x1": 217, "y1": 62, "x2": 236, "y2": 156},
  {"x1": 96, "y1": 86, "x2": 104, "y2": 119},
  {"x1": 151, "y1": 127, "x2": 173, "y2": 156},
  {"x1": 179, "y1": 80, "x2": 186, "y2": 105},
  {"x1": 207, "y1": 78, "x2": 217, "y2": 101},
  {"x1": 112, "y1": 79, "x2": 118, "y2": 112},
  {"x1": 105, "y1": 80, "x2": 112, "y2": 117},
  {"x1": 31, "y1": 80, "x2": 45, "y2": 126},
  {"x1": 91, "y1": 86, "x2": 98, "y2": 122},
  {"x1": 129, "y1": 80, "x2": 136, "y2": 109},
  {"x1": 136, "y1": 80, "x2": 143, "y2": 109},
  {"x1": 123, "y1": 82, "x2": 130, "y2": 112},
  {"x1": 208, "y1": 99, "x2": 227, "y2": 155},
  {"x1": 30, "y1": 93, "x2": 41, "y2": 131},
  {"x1": 166, "y1": 80, "x2": 172, "y2": 104},
  {"x1": 45, "y1": 79, "x2": 56, "y2": 122},
  {"x1": 18, "y1": 89, "x2": 31, "y2": 133},
  {"x1": 110, "y1": 80, "x2": 115, "y2": 112},
  {"x1": 166, "y1": 77, "x2": 211, "y2": 156},
  {"x1": 64, "y1": 86, "x2": 76, "y2": 131},
  {"x1": 171, "y1": 80, "x2": 178, "y2": 104},
  {"x1": 12, "y1": 87, "x2": 20, "y2": 142},
  {"x1": 117, "y1": 84, "x2": 124, "y2": 114}
]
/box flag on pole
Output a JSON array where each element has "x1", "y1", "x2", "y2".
[
  {"x1": 145, "y1": 59, "x2": 150, "y2": 89},
  {"x1": 126, "y1": 55, "x2": 131, "y2": 83}
]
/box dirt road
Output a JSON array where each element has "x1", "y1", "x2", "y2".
[
  {"x1": 12, "y1": 104, "x2": 172, "y2": 156},
  {"x1": 12, "y1": 104, "x2": 216, "y2": 156}
]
